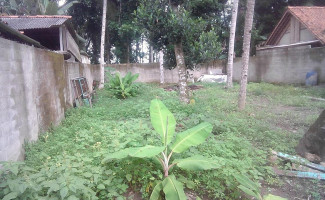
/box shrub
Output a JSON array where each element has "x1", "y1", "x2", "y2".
[
  {"x1": 107, "y1": 72, "x2": 139, "y2": 99},
  {"x1": 102, "y1": 99, "x2": 222, "y2": 200}
]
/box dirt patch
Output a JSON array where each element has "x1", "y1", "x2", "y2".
[
  {"x1": 124, "y1": 188, "x2": 142, "y2": 200},
  {"x1": 163, "y1": 84, "x2": 204, "y2": 92},
  {"x1": 261, "y1": 178, "x2": 325, "y2": 200}
]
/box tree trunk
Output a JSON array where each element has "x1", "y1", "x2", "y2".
[
  {"x1": 226, "y1": 0, "x2": 239, "y2": 88},
  {"x1": 296, "y1": 110, "x2": 325, "y2": 162},
  {"x1": 149, "y1": 45, "x2": 154, "y2": 63},
  {"x1": 136, "y1": 40, "x2": 140, "y2": 63},
  {"x1": 238, "y1": 0, "x2": 255, "y2": 110},
  {"x1": 159, "y1": 50, "x2": 164, "y2": 84},
  {"x1": 174, "y1": 42, "x2": 189, "y2": 103},
  {"x1": 126, "y1": 43, "x2": 130, "y2": 63},
  {"x1": 106, "y1": 48, "x2": 110, "y2": 64},
  {"x1": 99, "y1": 0, "x2": 107, "y2": 88}
]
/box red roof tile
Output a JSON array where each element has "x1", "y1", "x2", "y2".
[{"x1": 266, "y1": 6, "x2": 325, "y2": 45}]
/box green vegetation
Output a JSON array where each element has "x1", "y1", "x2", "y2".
[
  {"x1": 1, "y1": 83, "x2": 324, "y2": 199},
  {"x1": 107, "y1": 72, "x2": 139, "y2": 99},
  {"x1": 103, "y1": 99, "x2": 219, "y2": 200}
]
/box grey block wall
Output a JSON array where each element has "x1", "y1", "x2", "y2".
[
  {"x1": 109, "y1": 46, "x2": 325, "y2": 84},
  {"x1": 233, "y1": 46, "x2": 325, "y2": 84},
  {"x1": 0, "y1": 38, "x2": 100, "y2": 161}
]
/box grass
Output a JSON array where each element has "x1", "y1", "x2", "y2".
[{"x1": 1, "y1": 82, "x2": 325, "y2": 200}]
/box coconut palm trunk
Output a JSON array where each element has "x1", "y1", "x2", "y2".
[
  {"x1": 226, "y1": 0, "x2": 239, "y2": 89},
  {"x1": 99, "y1": 0, "x2": 107, "y2": 88},
  {"x1": 238, "y1": 0, "x2": 256, "y2": 110},
  {"x1": 159, "y1": 50, "x2": 165, "y2": 84}
]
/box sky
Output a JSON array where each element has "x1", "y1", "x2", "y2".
[{"x1": 58, "y1": 0, "x2": 65, "y2": 6}]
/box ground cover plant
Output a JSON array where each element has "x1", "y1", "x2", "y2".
[{"x1": 0, "y1": 83, "x2": 324, "y2": 200}]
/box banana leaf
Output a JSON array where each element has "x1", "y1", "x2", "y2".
[
  {"x1": 162, "y1": 175, "x2": 187, "y2": 200},
  {"x1": 173, "y1": 155, "x2": 224, "y2": 171},
  {"x1": 149, "y1": 181, "x2": 163, "y2": 200},
  {"x1": 150, "y1": 99, "x2": 176, "y2": 146},
  {"x1": 170, "y1": 122, "x2": 212, "y2": 153},
  {"x1": 102, "y1": 145, "x2": 164, "y2": 163}
]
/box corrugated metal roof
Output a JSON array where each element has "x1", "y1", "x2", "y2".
[
  {"x1": 266, "y1": 7, "x2": 325, "y2": 45},
  {"x1": 0, "y1": 15, "x2": 71, "y2": 30}
]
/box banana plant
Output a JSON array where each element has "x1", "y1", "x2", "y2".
[
  {"x1": 108, "y1": 72, "x2": 139, "y2": 99},
  {"x1": 103, "y1": 99, "x2": 223, "y2": 200}
]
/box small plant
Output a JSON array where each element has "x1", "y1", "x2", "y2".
[
  {"x1": 103, "y1": 99, "x2": 221, "y2": 200},
  {"x1": 235, "y1": 174, "x2": 287, "y2": 200},
  {"x1": 107, "y1": 72, "x2": 139, "y2": 99}
]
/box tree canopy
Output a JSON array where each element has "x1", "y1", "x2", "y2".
[{"x1": 2, "y1": 0, "x2": 325, "y2": 65}]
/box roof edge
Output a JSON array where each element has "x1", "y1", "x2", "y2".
[
  {"x1": 287, "y1": 7, "x2": 325, "y2": 44},
  {"x1": 265, "y1": 9, "x2": 291, "y2": 45}
]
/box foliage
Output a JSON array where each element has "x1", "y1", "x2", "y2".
[
  {"x1": 235, "y1": 174, "x2": 287, "y2": 200},
  {"x1": 0, "y1": 0, "x2": 78, "y2": 15},
  {"x1": 103, "y1": 99, "x2": 220, "y2": 199},
  {"x1": 106, "y1": 72, "x2": 139, "y2": 99},
  {"x1": 68, "y1": 0, "x2": 142, "y2": 64},
  {"x1": 0, "y1": 154, "x2": 127, "y2": 200},
  {"x1": 135, "y1": 0, "x2": 227, "y2": 69},
  {"x1": 1, "y1": 83, "x2": 324, "y2": 199}
]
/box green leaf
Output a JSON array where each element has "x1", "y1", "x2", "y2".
[
  {"x1": 11, "y1": 164, "x2": 19, "y2": 176},
  {"x1": 103, "y1": 148, "x2": 136, "y2": 162},
  {"x1": 264, "y1": 194, "x2": 288, "y2": 200},
  {"x1": 150, "y1": 99, "x2": 176, "y2": 146},
  {"x1": 83, "y1": 172, "x2": 92, "y2": 178},
  {"x1": 102, "y1": 146, "x2": 164, "y2": 163},
  {"x1": 47, "y1": 181, "x2": 60, "y2": 194},
  {"x1": 173, "y1": 155, "x2": 223, "y2": 171},
  {"x1": 237, "y1": 185, "x2": 260, "y2": 200},
  {"x1": 130, "y1": 145, "x2": 164, "y2": 158},
  {"x1": 126, "y1": 174, "x2": 132, "y2": 182},
  {"x1": 149, "y1": 181, "x2": 163, "y2": 200},
  {"x1": 234, "y1": 174, "x2": 260, "y2": 193},
  {"x1": 97, "y1": 184, "x2": 105, "y2": 190},
  {"x1": 162, "y1": 175, "x2": 187, "y2": 200},
  {"x1": 170, "y1": 122, "x2": 212, "y2": 153},
  {"x1": 67, "y1": 195, "x2": 79, "y2": 200},
  {"x1": 3, "y1": 192, "x2": 18, "y2": 200},
  {"x1": 60, "y1": 186, "x2": 69, "y2": 199}
]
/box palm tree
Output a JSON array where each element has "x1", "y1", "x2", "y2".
[
  {"x1": 99, "y1": 0, "x2": 107, "y2": 88},
  {"x1": 226, "y1": 0, "x2": 239, "y2": 89},
  {"x1": 238, "y1": 0, "x2": 256, "y2": 110},
  {"x1": 0, "y1": 0, "x2": 79, "y2": 15}
]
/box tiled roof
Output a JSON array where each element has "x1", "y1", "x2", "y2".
[
  {"x1": 266, "y1": 6, "x2": 325, "y2": 45},
  {"x1": 289, "y1": 7, "x2": 325, "y2": 44},
  {"x1": 0, "y1": 15, "x2": 72, "y2": 30}
]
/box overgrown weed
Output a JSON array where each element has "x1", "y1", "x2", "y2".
[{"x1": 1, "y1": 82, "x2": 324, "y2": 199}]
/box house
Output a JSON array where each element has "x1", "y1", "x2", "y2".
[
  {"x1": 0, "y1": 19, "x2": 45, "y2": 48},
  {"x1": 0, "y1": 15, "x2": 82, "y2": 62},
  {"x1": 230, "y1": 6, "x2": 325, "y2": 84},
  {"x1": 260, "y1": 6, "x2": 325, "y2": 50}
]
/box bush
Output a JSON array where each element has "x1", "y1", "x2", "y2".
[{"x1": 107, "y1": 72, "x2": 139, "y2": 99}]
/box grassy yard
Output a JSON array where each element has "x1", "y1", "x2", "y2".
[{"x1": 1, "y1": 82, "x2": 325, "y2": 200}]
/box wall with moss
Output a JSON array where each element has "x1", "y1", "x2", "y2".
[{"x1": 0, "y1": 38, "x2": 100, "y2": 161}]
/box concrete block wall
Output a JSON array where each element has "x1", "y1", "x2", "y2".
[
  {"x1": 107, "y1": 62, "x2": 225, "y2": 83},
  {"x1": 107, "y1": 46, "x2": 325, "y2": 85},
  {"x1": 107, "y1": 63, "x2": 179, "y2": 83},
  {"x1": 0, "y1": 38, "x2": 100, "y2": 161},
  {"x1": 233, "y1": 46, "x2": 325, "y2": 84}
]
